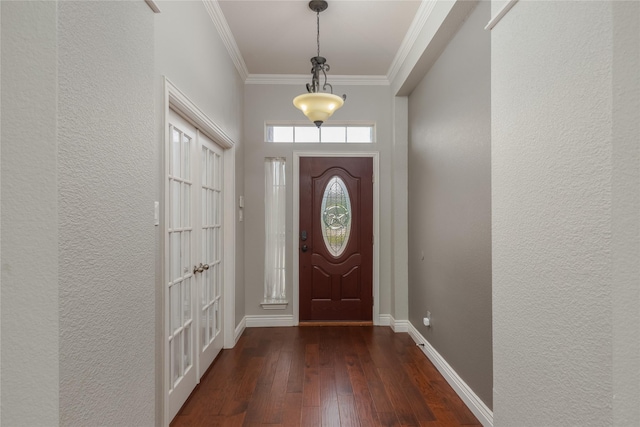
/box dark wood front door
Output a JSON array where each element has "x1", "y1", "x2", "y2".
[{"x1": 299, "y1": 157, "x2": 373, "y2": 321}]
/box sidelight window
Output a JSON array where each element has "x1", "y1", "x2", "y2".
[{"x1": 264, "y1": 158, "x2": 287, "y2": 304}]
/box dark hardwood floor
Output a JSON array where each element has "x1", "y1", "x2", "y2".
[{"x1": 170, "y1": 326, "x2": 481, "y2": 427}]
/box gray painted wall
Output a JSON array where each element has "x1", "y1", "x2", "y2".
[
  {"x1": 492, "y1": 1, "x2": 639, "y2": 425},
  {"x1": 407, "y1": 0, "x2": 492, "y2": 409},
  {"x1": 243, "y1": 84, "x2": 400, "y2": 318}
]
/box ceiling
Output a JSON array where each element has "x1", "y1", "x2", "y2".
[{"x1": 216, "y1": 0, "x2": 422, "y2": 78}]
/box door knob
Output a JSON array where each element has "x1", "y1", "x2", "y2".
[
  {"x1": 301, "y1": 245, "x2": 308, "y2": 253},
  {"x1": 193, "y1": 263, "x2": 204, "y2": 274},
  {"x1": 202, "y1": 263, "x2": 209, "y2": 270}
]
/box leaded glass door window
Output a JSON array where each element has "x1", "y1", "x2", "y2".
[{"x1": 321, "y1": 176, "x2": 352, "y2": 257}]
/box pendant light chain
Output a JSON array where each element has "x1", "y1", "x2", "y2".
[{"x1": 316, "y1": 10, "x2": 321, "y2": 58}]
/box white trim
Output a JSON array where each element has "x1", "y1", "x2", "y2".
[
  {"x1": 378, "y1": 314, "x2": 392, "y2": 326},
  {"x1": 202, "y1": 0, "x2": 249, "y2": 81},
  {"x1": 260, "y1": 300, "x2": 289, "y2": 310},
  {"x1": 293, "y1": 152, "x2": 380, "y2": 326},
  {"x1": 166, "y1": 78, "x2": 234, "y2": 149},
  {"x1": 144, "y1": 0, "x2": 160, "y2": 13},
  {"x1": 485, "y1": 0, "x2": 519, "y2": 31},
  {"x1": 222, "y1": 145, "x2": 236, "y2": 350},
  {"x1": 407, "y1": 322, "x2": 494, "y2": 427},
  {"x1": 387, "y1": 0, "x2": 438, "y2": 83},
  {"x1": 245, "y1": 315, "x2": 295, "y2": 328},
  {"x1": 392, "y1": 319, "x2": 410, "y2": 333},
  {"x1": 234, "y1": 316, "x2": 247, "y2": 344},
  {"x1": 245, "y1": 74, "x2": 389, "y2": 86},
  {"x1": 379, "y1": 314, "x2": 410, "y2": 332}
]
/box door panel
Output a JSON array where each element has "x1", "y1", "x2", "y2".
[
  {"x1": 299, "y1": 157, "x2": 373, "y2": 321},
  {"x1": 167, "y1": 112, "x2": 197, "y2": 420},
  {"x1": 198, "y1": 134, "x2": 223, "y2": 376}
]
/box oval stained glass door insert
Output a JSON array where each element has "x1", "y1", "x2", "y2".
[{"x1": 321, "y1": 176, "x2": 352, "y2": 257}]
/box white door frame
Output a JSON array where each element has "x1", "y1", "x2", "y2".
[
  {"x1": 162, "y1": 77, "x2": 236, "y2": 426},
  {"x1": 292, "y1": 152, "x2": 380, "y2": 325}
]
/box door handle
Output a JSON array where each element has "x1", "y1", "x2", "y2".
[
  {"x1": 301, "y1": 245, "x2": 308, "y2": 253},
  {"x1": 202, "y1": 263, "x2": 209, "y2": 270},
  {"x1": 193, "y1": 263, "x2": 205, "y2": 274}
]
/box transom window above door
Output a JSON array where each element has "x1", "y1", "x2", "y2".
[{"x1": 266, "y1": 123, "x2": 375, "y2": 143}]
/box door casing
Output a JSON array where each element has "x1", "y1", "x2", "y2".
[{"x1": 293, "y1": 152, "x2": 380, "y2": 325}]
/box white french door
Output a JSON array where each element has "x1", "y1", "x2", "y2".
[
  {"x1": 166, "y1": 110, "x2": 224, "y2": 421},
  {"x1": 197, "y1": 133, "x2": 224, "y2": 374}
]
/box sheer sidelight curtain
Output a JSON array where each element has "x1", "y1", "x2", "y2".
[{"x1": 264, "y1": 158, "x2": 287, "y2": 302}]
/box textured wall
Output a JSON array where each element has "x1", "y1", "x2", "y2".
[
  {"x1": 1, "y1": 2, "x2": 59, "y2": 425},
  {"x1": 57, "y1": 2, "x2": 156, "y2": 425},
  {"x1": 407, "y1": 1, "x2": 492, "y2": 409},
  {"x1": 492, "y1": 1, "x2": 617, "y2": 425},
  {"x1": 242, "y1": 84, "x2": 396, "y2": 319}
]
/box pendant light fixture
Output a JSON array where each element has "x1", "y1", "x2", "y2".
[{"x1": 293, "y1": 0, "x2": 346, "y2": 128}]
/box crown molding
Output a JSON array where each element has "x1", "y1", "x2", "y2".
[
  {"x1": 386, "y1": 0, "x2": 438, "y2": 83},
  {"x1": 202, "y1": 0, "x2": 249, "y2": 81},
  {"x1": 245, "y1": 74, "x2": 390, "y2": 86}
]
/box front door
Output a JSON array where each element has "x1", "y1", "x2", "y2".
[{"x1": 299, "y1": 157, "x2": 373, "y2": 321}]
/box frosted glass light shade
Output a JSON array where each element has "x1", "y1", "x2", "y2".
[{"x1": 293, "y1": 92, "x2": 344, "y2": 126}]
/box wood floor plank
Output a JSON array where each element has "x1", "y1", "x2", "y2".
[
  {"x1": 263, "y1": 351, "x2": 293, "y2": 424},
  {"x1": 319, "y1": 367, "x2": 338, "y2": 403},
  {"x1": 403, "y1": 362, "x2": 463, "y2": 426},
  {"x1": 301, "y1": 406, "x2": 321, "y2": 426},
  {"x1": 286, "y1": 345, "x2": 305, "y2": 393},
  {"x1": 171, "y1": 326, "x2": 482, "y2": 427},
  {"x1": 242, "y1": 382, "x2": 271, "y2": 426},
  {"x1": 321, "y1": 399, "x2": 341, "y2": 426},
  {"x1": 377, "y1": 367, "x2": 420, "y2": 426},
  {"x1": 281, "y1": 392, "x2": 303, "y2": 427},
  {"x1": 337, "y1": 395, "x2": 359, "y2": 427}
]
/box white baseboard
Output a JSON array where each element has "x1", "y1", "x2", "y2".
[
  {"x1": 245, "y1": 314, "x2": 294, "y2": 327},
  {"x1": 233, "y1": 316, "x2": 247, "y2": 345},
  {"x1": 378, "y1": 314, "x2": 392, "y2": 326},
  {"x1": 379, "y1": 314, "x2": 410, "y2": 332},
  {"x1": 407, "y1": 322, "x2": 494, "y2": 427}
]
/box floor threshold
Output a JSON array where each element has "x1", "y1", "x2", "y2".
[{"x1": 298, "y1": 321, "x2": 374, "y2": 327}]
